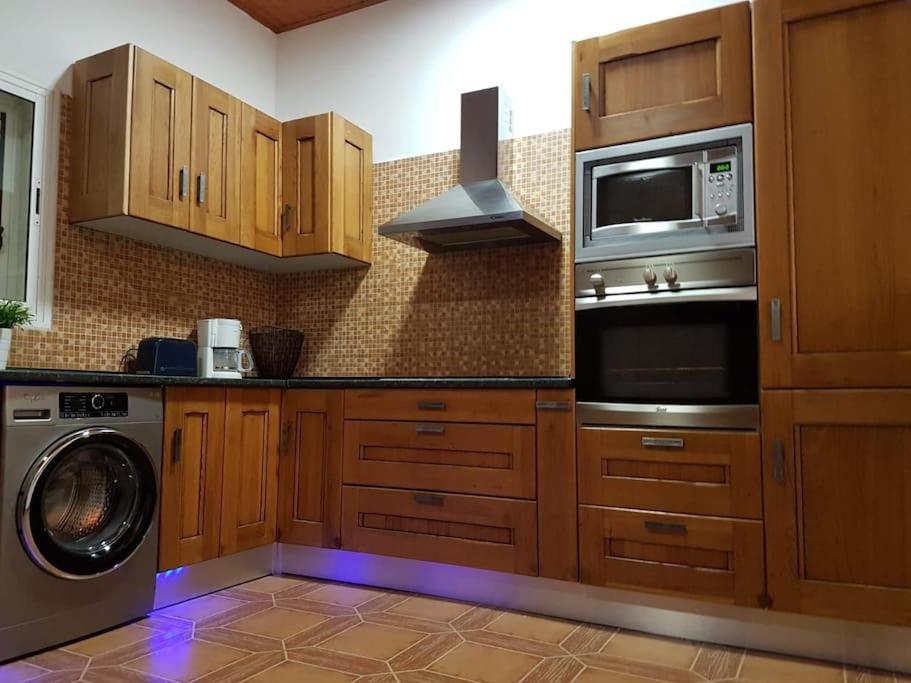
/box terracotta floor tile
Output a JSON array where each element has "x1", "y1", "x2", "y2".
[
  {"x1": 523, "y1": 656, "x2": 585, "y2": 683},
  {"x1": 486, "y1": 612, "x2": 576, "y2": 645},
  {"x1": 389, "y1": 632, "x2": 463, "y2": 672},
  {"x1": 82, "y1": 666, "x2": 172, "y2": 682},
  {"x1": 0, "y1": 661, "x2": 48, "y2": 683},
  {"x1": 577, "y1": 654, "x2": 703, "y2": 683},
  {"x1": 124, "y1": 639, "x2": 246, "y2": 682},
  {"x1": 389, "y1": 596, "x2": 473, "y2": 623},
  {"x1": 451, "y1": 606, "x2": 504, "y2": 631},
  {"x1": 357, "y1": 592, "x2": 412, "y2": 614},
  {"x1": 561, "y1": 624, "x2": 616, "y2": 655},
  {"x1": 157, "y1": 594, "x2": 242, "y2": 622},
  {"x1": 362, "y1": 611, "x2": 454, "y2": 634},
  {"x1": 306, "y1": 583, "x2": 386, "y2": 607},
  {"x1": 601, "y1": 631, "x2": 699, "y2": 669},
  {"x1": 194, "y1": 627, "x2": 282, "y2": 653},
  {"x1": 429, "y1": 641, "x2": 541, "y2": 683},
  {"x1": 19, "y1": 651, "x2": 86, "y2": 673},
  {"x1": 461, "y1": 630, "x2": 564, "y2": 658},
  {"x1": 320, "y1": 622, "x2": 425, "y2": 660},
  {"x1": 692, "y1": 645, "x2": 743, "y2": 680},
  {"x1": 283, "y1": 616, "x2": 361, "y2": 649},
  {"x1": 245, "y1": 660, "x2": 357, "y2": 682},
  {"x1": 64, "y1": 625, "x2": 155, "y2": 657},
  {"x1": 575, "y1": 668, "x2": 669, "y2": 683},
  {"x1": 287, "y1": 647, "x2": 389, "y2": 675},
  {"x1": 242, "y1": 575, "x2": 306, "y2": 594},
  {"x1": 845, "y1": 667, "x2": 899, "y2": 683},
  {"x1": 227, "y1": 606, "x2": 326, "y2": 639},
  {"x1": 739, "y1": 652, "x2": 845, "y2": 682},
  {"x1": 192, "y1": 651, "x2": 285, "y2": 683}
]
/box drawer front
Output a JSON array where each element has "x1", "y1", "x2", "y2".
[
  {"x1": 341, "y1": 486, "x2": 538, "y2": 576},
  {"x1": 578, "y1": 427, "x2": 762, "y2": 518},
  {"x1": 344, "y1": 389, "x2": 536, "y2": 424},
  {"x1": 579, "y1": 506, "x2": 764, "y2": 606},
  {"x1": 344, "y1": 421, "x2": 536, "y2": 498}
]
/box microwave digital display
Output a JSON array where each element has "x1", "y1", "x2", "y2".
[{"x1": 710, "y1": 161, "x2": 732, "y2": 173}]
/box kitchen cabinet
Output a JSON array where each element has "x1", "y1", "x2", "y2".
[
  {"x1": 220, "y1": 388, "x2": 281, "y2": 555},
  {"x1": 762, "y1": 389, "x2": 911, "y2": 626},
  {"x1": 755, "y1": 0, "x2": 911, "y2": 388},
  {"x1": 282, "y1": 113, "x2": 373, "y2": 264},
  {"x1": 69, "y1": 44, "x2": 373, "y2": 271},
  {"x1": 277, "y1": 389, "x2": 344, "y2": 548},
  {"x1": 572, "y1": 2, "x2": 752, "y2": 151},
  {"x1": 159, "y1": 387, "x2": 226, "y2": 571}
]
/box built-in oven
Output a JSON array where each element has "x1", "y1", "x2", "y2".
[
  {"x1": 575, "y1": 124, "x2": 754, "y2": 262},
  {"x1": 575, "y1": 249, "x2": 759, "y2": 430}
]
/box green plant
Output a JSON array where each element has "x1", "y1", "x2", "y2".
[{"x1": 0, "y1": 300, "x2": 34, "y2": 329}]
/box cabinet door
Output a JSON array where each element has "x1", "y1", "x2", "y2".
[
  {"x1": 278, "y1": 389, "x2": 343, "y2": 547},
  {"x1": 755, "y1": 0, "x2": 911, "y2": 388},
  {"x1": 240, "y1": 104, "x2": 282, "y2": 256},
  {"x1": 221, "y1": 388, "x2": 281, "y2": 555},
  {"x1": 160, "y1": 387, "x2": 226, "y2": 571},
  {"x1": 329, "y1": 114, "x2": 373, "y2": 263},
  {"x1": 189, "y1": 79, "x2": 241, "y2": 243},
  {"x1": 129, "y1": 48, "x2": 192, "y2": 228},
  {"x1": 763, "y1": 389, "x2": 911, "y2": 626},
  {"x1": 281, "y1": 114, "x2": 332, "y2": 256},
  {"x1": 572, "y1": 2, "x2": 751, "y2": 150}
]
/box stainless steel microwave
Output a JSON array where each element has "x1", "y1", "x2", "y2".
[{"x1": 575, "y1": 124, "x2": 754, "y2": 263}]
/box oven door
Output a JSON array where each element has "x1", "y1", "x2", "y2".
[{"x1": 575, "y1": 287, "x2": 759, "y2": 429}]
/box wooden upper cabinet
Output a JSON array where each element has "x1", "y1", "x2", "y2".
[
  {"x1": 130, "y1": 48, "x2": 193, "y2": 229},
  {"x1": 282, "y1": 113, "x2": 373, "y2": 262},
  {"x1": 572, "y1": 2, "x2": 752, "y2": 150},
  {"x1": 240, "y1": 104, "x2": 282, "y2": 256},
  {"x1": 755, "y1": 0, "x2": 911, "y2": 388},
  {"x1": 763, "y1": 389, "x2": 911, "y2": 626},
  {"x1": 159, "y1": 387, "x2": 226, "y2": 571},
  {"x1": 220, "y1": 388, "x2": 281, "y2": 555},
  {"x1": 190, "y1": 79, "x2": 241, "y2": 242},
  {"x1": 278, "y1": 389, "x2": 344, "y2": 548}
]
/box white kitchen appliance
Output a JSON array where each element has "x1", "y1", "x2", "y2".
[{"x1": 197, "y1": 318, "x2": 253, "y2": 379}]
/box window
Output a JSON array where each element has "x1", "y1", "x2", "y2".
[{"x1": 0, "y1": 68, "x2": 57, "y2": 328}]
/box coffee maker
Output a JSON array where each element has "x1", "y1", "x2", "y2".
[{"x1": 197, "y1": 319, "x2": 253, "y2": 379}]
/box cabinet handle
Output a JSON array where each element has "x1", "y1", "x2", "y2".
[
  {"x1": 773, "y1": 439, "x2": 785, "y2": 483},
  {"x1": 644, "y1": 520, "x2": 687, "y2": 535},
  {"x1": 770, "y1": 298, "x2": 782, "y2": 342},
  {"x1": 417, "y1": 401, "x2": 446, "y2": 411},
  {"x1": 172, "y1": 428, "x2": 183, "y2": 464},
  {"x1": 179, "y1": 166, "x2": 189, "y2": 200},
  {"x1": 581, "y1": 73, "x2": 592, "y2": 112},
  {"x1": 280, "y1": 422, "x2": 291, "y2": 453},
  {"x1": 536, "y1": 400, "x2": 570, "y2": 411},
  {"x1": 641, "y1": 436, "x2": 685, "y2": 449},
  {"x1": 197, "y1": 173, "x2": 206, "y2": 205},
  {"x1": 416, "y1": 424, "x2": 445, "y2": 435},
  {"x1": 282, "y1": 204, "x2": 294, "y2": 233},
  {"x1": 413, "y1": 493, "x2": 444, "y2": 507}
]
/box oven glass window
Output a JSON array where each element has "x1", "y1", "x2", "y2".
[
  {"x1": 575, "y1": 300, "x2": 758, "y2": 405},
  {"x1": 596, "y1": 168, "x2": 692, "y2": 227}
]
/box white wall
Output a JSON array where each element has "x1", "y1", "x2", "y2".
[
  {"x1": 277, "y1": 0, "x2": 737, "y2": 161},
  {"x1": 0, "y1": 0, "x2": 277, "y2": 113}
]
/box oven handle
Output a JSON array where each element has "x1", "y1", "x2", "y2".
[{"x1": 575, "y1": 286, "x2": 757, "y2": 311}]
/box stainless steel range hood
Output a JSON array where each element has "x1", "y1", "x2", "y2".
[{"x1": 379, "y1": 87, "x2": 562, "y2": 252}]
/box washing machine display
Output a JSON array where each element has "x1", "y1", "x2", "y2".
[{"x1": 18, "y1": 427, "x2": 158, "y2": 580}]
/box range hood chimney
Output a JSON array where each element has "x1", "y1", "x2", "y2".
[{"x1": 378, "y1": 87, "x2": 562, "y2": 252}]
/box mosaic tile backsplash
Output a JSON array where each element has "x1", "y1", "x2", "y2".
[{"x1": 11, "y1": 95, "x2": 572, "y2": 377}]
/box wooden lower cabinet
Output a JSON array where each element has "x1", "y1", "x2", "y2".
[
  {"x1": 160, "y1": 387, "x2": 226, "y2": 571},
  {"x1": 341, "y1": 486, "x2": 538, "y2": 575},
  {"x1": 278, "y1": 390, "x2": 344, "y2": 547},
  {"x1": 763, "y1": 389, "x2": 911, "y2": 626},
  {"x1": 579, "y1": 506, "x2": 764, "y2": 606},
  {"x1": 220, "y1": 388, "x2": 281, "y2": 555}
]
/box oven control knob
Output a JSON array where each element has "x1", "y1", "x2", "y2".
[
  {"x1": 643, "y1": 267, "x2": 658, "y2": 286},
  {"x1": 90, "y1": 394, "x2": 105, "y2": 410},
  {"x1": 663, "y1": 266, "x2": 679, "y2": 285},
  {"x1": 589, "y1": 273, "x2": 605, "y2": 290},
  {"x1": 714, "y1": 203, "x2": 728, "y2": 215}
]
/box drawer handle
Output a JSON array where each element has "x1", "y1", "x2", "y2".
[
  {"x1": 171, "y1": 428, "x2": 183, "y2": 464},
  {"x1": 536, "y1": 400, "x2": 570, "y2": 411},
  {"x1": 417, "y1": 401, "x2": 446, "y2": 411},
  {"x1": 280, "y1": 422, "x2": 291, "y2": 454},
  {"x1": 773, "y1": 438, "x2": 785, "y2": 483},
  {"x1": 644, "y1": 521, "x2": 687, "y2": 535},
  {"x1": 413, "y1": 493, "x2": 444, "y2": 507},
  {"x1": 416, "y1": 424, "x2": 445, "y2": 435},
  {"x1": 641, "y1": 436, "x2": 685, "y2": 449}
]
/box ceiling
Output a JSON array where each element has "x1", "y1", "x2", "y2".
[{"x1": 227, "y1": 0, "x2": 387, "y2": 33}]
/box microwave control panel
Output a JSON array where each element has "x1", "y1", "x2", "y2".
[{"x1": 704, "y1": 147, "x2": 738, "y2": 224}]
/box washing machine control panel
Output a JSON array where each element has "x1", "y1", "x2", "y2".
[{"x1": 60, "y1": 392, "x2": 129, "y2": 419}]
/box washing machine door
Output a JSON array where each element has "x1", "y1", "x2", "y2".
[{"x1": 18, "y1": 427, "x2": 158, "y2": 580}]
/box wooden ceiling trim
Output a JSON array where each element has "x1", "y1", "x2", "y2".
[{"x1": 227, "y1": 0, "x2": 387, "y2": 33}]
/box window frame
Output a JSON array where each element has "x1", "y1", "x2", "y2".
[{"x1": 0, "y1": 67, "x2": 57, "y2": 330}]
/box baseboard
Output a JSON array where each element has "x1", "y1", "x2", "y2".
[
  {"x1": 278, "y1": 544, "x2": 911, "y2": 674},
  {"x1": 153, "y1": 545, "x2": 275, "y2": 610}
]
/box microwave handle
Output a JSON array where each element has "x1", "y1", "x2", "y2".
[{"x1": 693, "y1": 162, "x2": 705, "y2": 222}]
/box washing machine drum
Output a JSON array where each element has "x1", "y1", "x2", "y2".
[{"x1": 18, "y1": 428, "x2": 157, "y2": 580}]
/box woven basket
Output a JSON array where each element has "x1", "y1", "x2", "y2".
[{"x1": 248, "y1": 327, "x2": 304, "y2": 379}]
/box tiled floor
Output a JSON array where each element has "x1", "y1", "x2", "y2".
[{"x1": 0, "y1": 575, "x2": 907, "y2": 682}]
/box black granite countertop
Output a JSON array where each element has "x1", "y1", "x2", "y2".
[{"x1": 0, "y1": 369, "x2": 573, "y2": 389}]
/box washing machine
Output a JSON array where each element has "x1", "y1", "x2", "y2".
[{"x1": 0, "y1": 386, "x2": 162, "y2": 662}]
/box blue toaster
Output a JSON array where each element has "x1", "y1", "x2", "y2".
[{"x1": 136, "y1": 338, "x2": 197, "y2": 376}]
